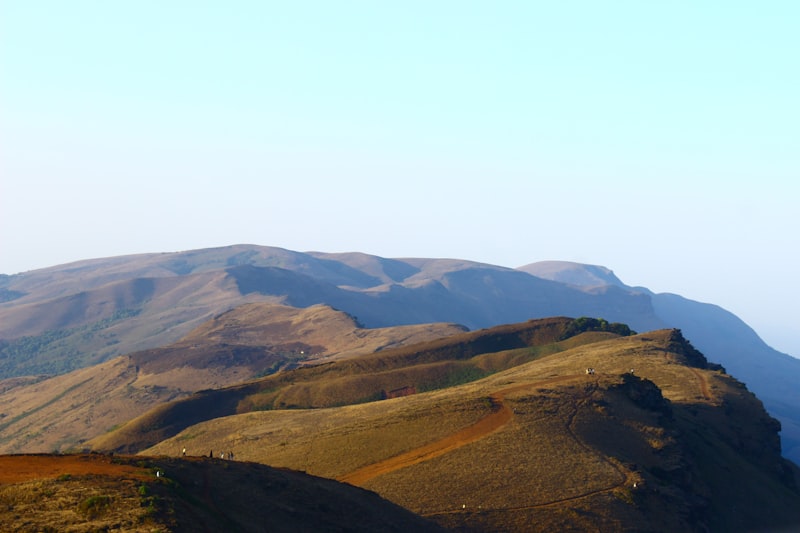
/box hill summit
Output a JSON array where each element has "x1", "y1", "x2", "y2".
[
  {"x1": 0, "y1": 453, "x2": 443, "y2": 532},
  {"x1": 94, "y1": 319, "x2": 800, "y2": 532}
]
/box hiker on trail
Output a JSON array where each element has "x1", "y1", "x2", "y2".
[
  {"x1": 220, "y1": 452, "x2": 225, "y2": 459},
  {"x1": 182, "y1": 447, "x2": 186, "y2": 457},
  {"x1": 209, "y1": 450, "x2": 213, "y2": 458}
]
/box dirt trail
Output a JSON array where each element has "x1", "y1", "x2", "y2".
[
  {"x1": 689, "y1": 368, "x2": 712, "y2": 400},
  {"x1": 425, "y1": 368, "x2": 714, "y2": 518},
  {"x1": 338, "y1": 372, "x2": 639, "y2": 517},
  {"x1": 338, "y1": 375, "x2": 579, "y2": 486},
  {"x1": 0, "y1": 454, "x2": 150, "y2": 483},
  {"x1": 424, "y1": 382, "x2": 633, "y2": 518}
]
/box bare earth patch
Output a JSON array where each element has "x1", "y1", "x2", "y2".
[{"x1": 0, "y1": 453, "x2": 150, "y2": 483}]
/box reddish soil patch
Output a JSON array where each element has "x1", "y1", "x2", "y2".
[
  {"x1": 0, "y1": 454, "x2": 151, "y2": 484},
  {"x1": 338, "y1": 375, "x2": 581, "y2": 486}
]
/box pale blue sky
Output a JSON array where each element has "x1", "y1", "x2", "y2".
[{"x1": 1, "y1": 1, "x2": 798, "y2": 356}]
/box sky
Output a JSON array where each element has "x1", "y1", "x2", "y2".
[{"x1": 1, "y1": 1, "x2": 798, "y2": 356}]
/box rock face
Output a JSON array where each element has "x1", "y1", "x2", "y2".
[{"x1": 611, "y1": 373, "x2": 673, "y2": 416}]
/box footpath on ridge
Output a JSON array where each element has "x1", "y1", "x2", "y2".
[
  {"x1": 338, "y1": 367, "x2": 713, "y2": 513},
  {"x1": 337, "y1": 375, "x2": 579, "y2": 486}
]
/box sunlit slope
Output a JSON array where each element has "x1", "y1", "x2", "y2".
[
  {"x1": 5, "y1": 245, "x2": 797, "y2": 465},
  {"x1": 89, "y1": 317, "x2": 616, "y2": 453},
  {"x1": 145, "y1": 329, "x2": 800, "y2": 533},
  {"x1": 0, "y1": 302, "x2": 464, "y2": 453}
]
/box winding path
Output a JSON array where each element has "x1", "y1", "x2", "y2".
[
  {"x1": 337, "y1": 373, "x2": 641, "y2": 516},
  {"x1": 426, "y1": 388, "x2": 632, "y2": 518},
  {"x1": 337, "y1": 364, "x2": 715, "y2": 516},
  {"x1": 689, "y1": 367, "x2": 712, "y2": 400},
  {"x1": 338, "y1": 375, "x2": 579, "y2": 486}
]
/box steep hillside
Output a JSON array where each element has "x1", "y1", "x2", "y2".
[
  {"x1": 525, "y1": 260, "x2": 800, "y2": 465},
  {"x1": 2, "y1": 244, "x2": 798, "y2": 463},
  {"x1": 141, "y1": 329, "x2": 800, "y2": 532},
  {"x1": 0, "y1": 453, "x2": 442, "y2": 532},
  {"x1": 0, "y1": 303, "x2": 465, "y2": 453}
]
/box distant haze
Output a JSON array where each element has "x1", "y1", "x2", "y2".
[{"x1": 1, "y1": 2, "x2": 797, "y2": 356}]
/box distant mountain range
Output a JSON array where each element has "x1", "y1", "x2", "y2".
[{"x1": 1, "y1": 244, "x2": 798, "y2": 463}]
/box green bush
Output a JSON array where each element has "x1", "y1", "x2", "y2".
[
  {"x1": 561, "y1": 317, "x2": 635, "y2": 340},
  {"x1": 78, "y1": 494, "x2": 112, "y2": 518}
]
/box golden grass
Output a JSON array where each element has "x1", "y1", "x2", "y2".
[
  {"x1": 149, "y1": 391, "x2": 494, "y2": 479},
  {"x1": 0, "y1": 302, "x2": 467, "y2": 454},
  {"x1": 141, "y1": 329, "x2": 800, "y2": 532},
  {"x1": 0, "y1": 476, "x2": 155, "y2": 531}
]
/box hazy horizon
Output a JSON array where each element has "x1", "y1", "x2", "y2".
[{"x1": 2, "y1": 2, "x2": 797, "y2": 357}]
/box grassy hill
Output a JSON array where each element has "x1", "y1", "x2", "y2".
[
  {"x1": 135, "y1": 328, "x2": 800, "y2": 532},
  {"x1": 0, "y1": 303, "x2": 464, "y2": 454},
  {"x1": 4, "y1": 245, "x2": 799, "y2": 465},
  {"x1": 2, "y1": 310, "x2": 798, "y2": 531},
  {"x1": 0, "y1": 245, "x2": 661, "y2": 379},
  {"x1": 0, "y1": 453, "x2": 443, "y2": 532},
  {"x1": 88, "y1": 316, "x2": 609, "y2": 453}
]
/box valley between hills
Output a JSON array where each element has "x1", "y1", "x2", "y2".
[
  {"x1": 1, "y1": 247, "x2": 800, "y2": 531},
  {"x1": 0, "y1": 312, "x2": 797, "y2": 531}
]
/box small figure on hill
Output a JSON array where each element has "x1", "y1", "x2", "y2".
[
  {"x1": 229, "y1": 451, "x2": 234, "y2": 460},
  {"x1": 209, "y1": 450, "x2": 213, "y2": 458},
  {"x1": 220, "y1": 452, "x2": 225, "y2": 459},
  {"x1": 182, "y1": 447, "x2": 186, "y2": 457}
]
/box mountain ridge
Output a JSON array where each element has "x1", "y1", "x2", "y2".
[
  {"x1": 1, "y1": 244, "x2": 798, "y2": 464},
  {"x1": 0, "y1": 302, "x2": 465, "y2": 454},
  {"x1": 131, "y1": 324, "x2": 800, "y2": 532}
]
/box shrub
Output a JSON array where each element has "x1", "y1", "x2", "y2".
[
  {"x1": 561, "y1": 317, "x2": 635, "y2": 340},
  {"x1": 78, "y1": 494, "x2": 112, "y2": 518}
]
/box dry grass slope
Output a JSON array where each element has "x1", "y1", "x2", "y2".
[
  {"x1": 144, "y1": 329, "x2": 800, "y2": 532},
  {"x1": 0, "y1": 453, "x2": 444, "y2": 532},
  {"x1": 90, "y1": 317, "x2": 589, "y2": 453},
  {"x1": 0, "y1": 302, "x2": 465, "y2": 454}
]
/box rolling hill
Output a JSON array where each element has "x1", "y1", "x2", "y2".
[
  {"x1": 115, "y1": 324, "x2": 800, "y2": 532},
  {"x1": 2, "y1": 306, "x2": 798, "y2": 531},
  {"x1": 0, "y1": 303, "x2": 465, "y2": 454},
  {"x1": 1, "y1": 244, "x2": 799, "y2": 464},
  {"x1": 0, "y1": 453, "x2": 443, "y2": 532},
  {"x1": 87, "y1": 316, "x2": 600, "y2": 453}
]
